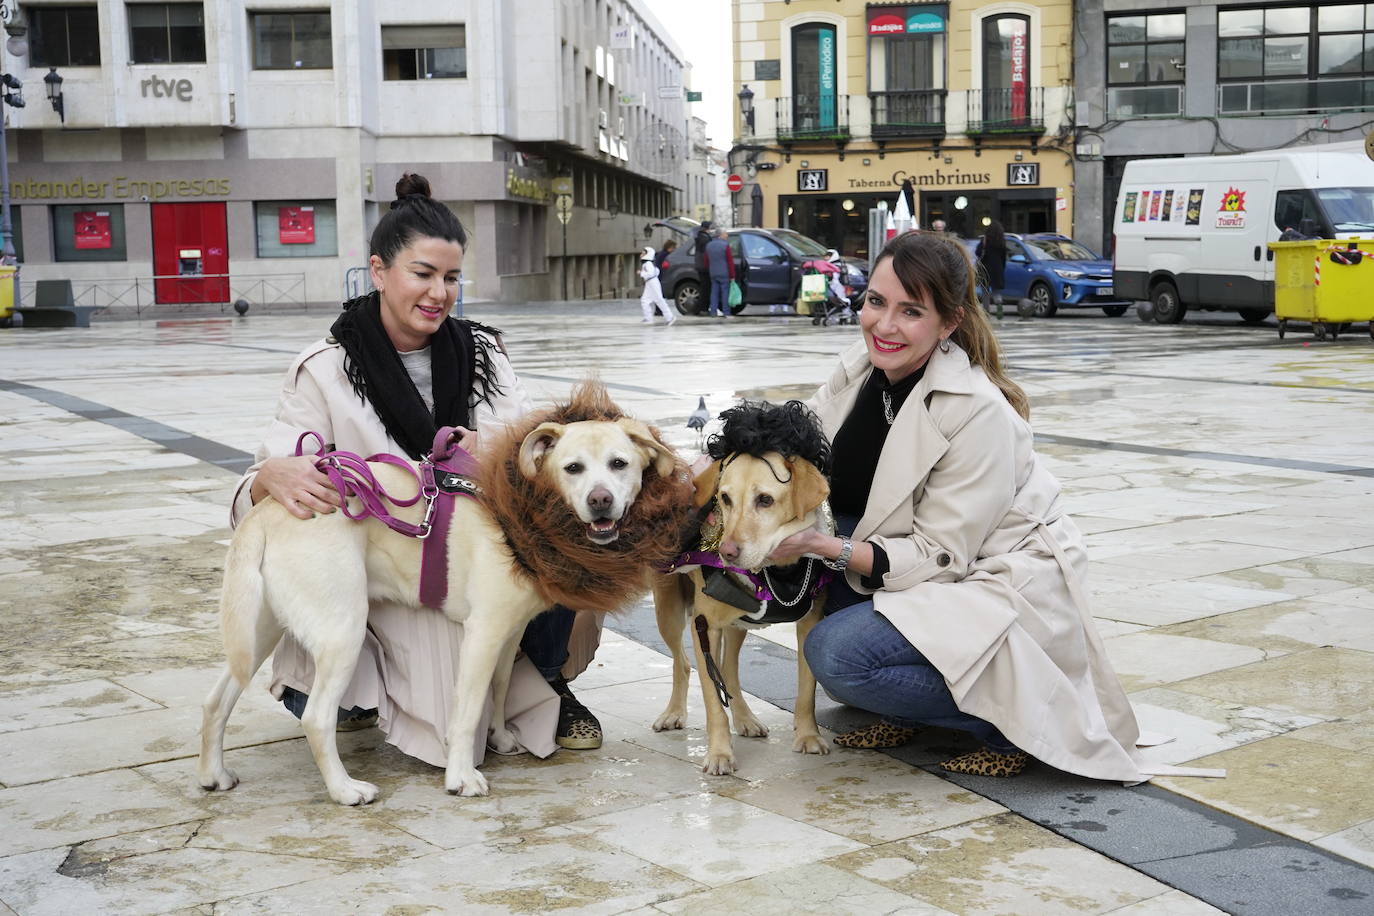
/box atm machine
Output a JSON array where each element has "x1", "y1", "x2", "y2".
[{"x1": 152, "y1": 203, "x2": 230, "y2": 304}]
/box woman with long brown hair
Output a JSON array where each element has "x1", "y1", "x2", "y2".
[{"x1": 769, "y1": 231, "x2": 1152, "y2": 782}]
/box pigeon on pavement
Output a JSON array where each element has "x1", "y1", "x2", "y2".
[{"x1": 686, "y1": 396, "x2": 710, "y2": 450}]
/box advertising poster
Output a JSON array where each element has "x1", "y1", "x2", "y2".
[
  {"x1": 1186, "y1": 189, "x2": 1204, "y2": 225},
  {"x1": 1149, "y1": 190, "x2": 1163, "y2": 220},
  {"x1": 1215, "y1": 187, "x2": 1247, "y2": 229},
  {"x1": 1122, "y1": 192, "x2": 1138, "y2": 222},
  {"x1": 1173, "y1": 191, "x2": 1187, "y2": 223},
  {"x1": 278, "y1": 206, "x2": 316, "y2": 245},
  {"x1": 1010, "y1": 27, "x2": 1027, "y2": 121},
  {"x1": 1138, "y1": 191, "x2": 1150, "y2": 221},
  {"x1": 73, "y1": 211, "x2": 112, "y2": 250},
  {"x1": 1161, "y1": 190, "x2": 1174, "y2": 222}
]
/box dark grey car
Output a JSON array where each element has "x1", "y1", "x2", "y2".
[{"x1": 652, "y1": 218, "x2": 868, "y2": 316}]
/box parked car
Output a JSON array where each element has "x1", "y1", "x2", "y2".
[
  {"x1": 652, "y1": 217, "x2": 869, "y2": 316},
  {"x1": 962, "y1": 232, "x2": 1132, "y2": 318}
]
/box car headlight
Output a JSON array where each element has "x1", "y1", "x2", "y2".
[{"x1": 1053, "y1": 268, "x2": 1085, "y2": 279}]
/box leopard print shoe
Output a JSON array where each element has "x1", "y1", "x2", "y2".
[
  {"x1": 940, "y1": 748, "x2": 1029, "y2": 778},
  {"x1": 833, "y1": 721, "x2": 920, "y2": 749}
]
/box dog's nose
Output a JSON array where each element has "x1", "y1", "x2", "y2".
[
  {"x1": 587, "y1": 487, "x2": 614, "y2": 514},
  {"x1": 719, "y1": 540, "x2": 740, "y2": 564}
]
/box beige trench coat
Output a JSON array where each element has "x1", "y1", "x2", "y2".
[
  {"x1": 810, "y1": 340, "x2": 1151, "y2": 782},
  {"x1": 231, "y1": 334, "x2": 601, "y2": 768}
]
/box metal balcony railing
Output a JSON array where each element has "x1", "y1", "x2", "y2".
[
  {"x1": 1107, "y1": 85, "x2": 1184, "y2": 118},
  {"x1": 869, "y1": 90, "x2": 947, "y2": 138},
  {"x1": 1218, "y1": 76, "x2": 1374, "y2": 116},
  {"x1": 966, "y1": 87, "x2": 1044, "y2": 134},
  {"x1": 774, "y1": 95, "x2": 851, "y2": 142}
]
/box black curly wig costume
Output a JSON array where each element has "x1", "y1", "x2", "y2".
[{"x1": 705, "y1": 400, "x2": 832, "y2": 480}]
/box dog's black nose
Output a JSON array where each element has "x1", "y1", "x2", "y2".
[{"x1": 587, "y1": 487, "x2": 614, "y2": 514}]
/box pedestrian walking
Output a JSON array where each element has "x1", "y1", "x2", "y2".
[
  {"x1": 638, "y1": 246, "x2": 675, "y2": 324},
  {"x1": 704, "y1": 229, "x2": 736, "y2": 318},
  {"x1": 693, "y1": 221, "x2": 713, "y2": 311},
  {"x1": 975, "y1": 220, "x2": 1007, "y2": 319}
]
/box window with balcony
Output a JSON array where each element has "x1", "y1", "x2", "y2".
[
  {"x1": 782, "y1": 23, "x2": 847, "y2": 140},
  {"x1": 1218, "y1": 4, "x2": 1374, "y2": 114},
  {"x1": 31, "y1": 6, "x2": 101, "y2": 67},
  {"x1": 382, "y1": 25, "x2": 466, "y2": 80},
  {"x1": 975, "y1": 13, "x2": 1041, "y2": 132},
  {"x1": 252, "y1": 11, "x2": 332, "y2": 70},
  {"x1": 1106, "y1": 12, "x2": 1185, "y2": 117},
  {"x1": 128, "y1": 3, "x2": 204, "y2": 64},
  {"x1": 867, "y1": 4, "x2": 947, "y2": 138}
]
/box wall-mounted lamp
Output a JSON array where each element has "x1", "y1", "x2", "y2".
[
  {"x1": 800, "y1": 160, "x2": 809, "y2": 168},
  {"x1": 943, "y1": 157, "x2": 953, "y2": 165},
  {"x1": 1014, "y1": 151, "x2": 1024, "y2": 161},
  {"x1": 861, "y1": 158, "x2": 871, "y2": 166},
  {"x1": 596, "y1": 200, "x2": 621, "y2": 226},
  {"x1": 43, "y1": 67, "x2": 63, "y2": 123},
  {"x1": 738, "y1": 84, "x2": 755, "y2": 135}
]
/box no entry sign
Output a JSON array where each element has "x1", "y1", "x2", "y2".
[{"x1": 726, "y1": 174, "x2": 744, "y2": 193}]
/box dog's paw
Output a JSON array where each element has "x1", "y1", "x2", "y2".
[
  {"x1": 197, "y1": 766, "x2": 239, "y2": 792},
  {"x1": 445, "y1": 767, "x2": 490, "y2": 797},
  {"x1": 652, "y1": 709, "x2": 687, "y2": 731},
  {"x1": 734, "y1": 715, "x2": 769, "y2": 739},
  {"x1": 701, "y1": 750, "x2": 738, "y2": 776},
  {"x1": 330, "y1": 778, "x2": 380, "y2": 806},
  {"x1": 793, "y1": 733, "x2": 831, "y2": 756},
  {"x1": 487, "y1": 727, "x2": 520, "y2": 756}
]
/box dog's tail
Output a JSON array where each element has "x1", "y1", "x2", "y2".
[{"x1": 220, "y1": 520, "x2": 269, "y2": 688}]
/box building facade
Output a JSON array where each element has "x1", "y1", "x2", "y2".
[
  {"x1": 1073, "y1": 0, "x2": 1374, "y2": 254},
  {"x1": 732, "y1": 0, "x2": 1076, "y2": 260},
  {"x1": 3, "y1": 0, "x2": 695, "y2": 307}
]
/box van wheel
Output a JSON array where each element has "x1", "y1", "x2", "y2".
[
  {"x1": 1027, "y1": 283, "x2": 1058, "y2": 318},
  {"x1": 674, "y1": 280, "x2": 703, "y2": 315},
  {"x1": 1150, "y1": 281, "x2": 1186, "y2": 324},
  {"x1": 1102, "y1": 305, "x2": 1129, "y2": 317},
  {"x1": 1239, "y1": 308, "x2": 1270, "y2": 325}
]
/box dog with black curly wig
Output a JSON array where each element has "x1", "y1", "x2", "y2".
[{"x1": 651, "y1": 398, "x2": 835, "y2": 776}]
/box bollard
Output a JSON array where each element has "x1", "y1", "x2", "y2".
[{"x1": 233, "y1": 299, "x2": 250, "y2": 316}]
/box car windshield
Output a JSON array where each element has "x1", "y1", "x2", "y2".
[
  {"x1": 1315, "y1": 187, "x2": 1374, "y2": 231},
  {"x1": 1022, "y1": 237, "x2": 1100, "y2": 261},
  {"x1": 769, "y1": 228, "x2": 830, "y2": 258}
]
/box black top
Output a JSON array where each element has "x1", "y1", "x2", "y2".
[{"x1": 827, "y1": 365, "x2": 926, "y2": 587}]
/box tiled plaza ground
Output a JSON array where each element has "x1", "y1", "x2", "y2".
[{"x1": 2, "y1": 301, "x2": 1373, "y2": 914}]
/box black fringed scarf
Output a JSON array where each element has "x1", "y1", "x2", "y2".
[{"x1": 330, "y1": 291, "x2": 504, "y2": 460}]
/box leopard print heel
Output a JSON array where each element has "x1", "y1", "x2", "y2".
[
  {"x1": 940, "y1": 748, "x2": 1029, "y2": 777},
  {"x1": 833, "y1": 721, "x2": 920, "y2": 749}
]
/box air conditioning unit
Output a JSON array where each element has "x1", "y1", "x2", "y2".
[
  {"x1": 598, "y1": 109, "x2": 609, "y2": 129},
  {"x1": 617, "y1": 116, "x2": 626, "y2": 137}
]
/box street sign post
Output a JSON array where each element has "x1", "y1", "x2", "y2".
[{"x1": 726, "y1": 174, "x2": 744, "y2": 193}]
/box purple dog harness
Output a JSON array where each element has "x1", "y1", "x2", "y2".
[{"x1": 293, "y1": 427, "x2": 480, "y2": 608}]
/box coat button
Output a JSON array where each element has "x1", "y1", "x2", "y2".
[{"x1": 936, "y1": 552, "x2": 951, "y2": 567}]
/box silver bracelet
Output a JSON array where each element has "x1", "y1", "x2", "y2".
[{"x1": 821, "y1": 537, "x2": 853, "y2": 572}]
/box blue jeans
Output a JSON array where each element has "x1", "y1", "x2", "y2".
[
  {"x1": 281, "y1": 606, "x2": 576, "y2": 720},
  {"x1": 709, "y1": 277, "x2": 731, "y2": 316},
  {"x1": 804, "y1": 599, "x2": 1016, "y2": 753}
]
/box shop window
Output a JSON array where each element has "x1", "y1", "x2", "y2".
[
  {"x1": 30, "y1": 6, "x2": 101, "y2": 67},
  {"x1": 1106, "y1": 12, "x2": 1185, "y2": 116},
  {"x1": 253, "y1": 200, "x2": 338, "y2": 258},
  {"x1": 978, "y1": 13, "x2": 1034, "y2": 128},
  {"x1": 1218, "y1": 4, "x2": 1374, "y2": 113},
  {"x1": 382, "y1": 25, "x2": 466, "y2": 80},
  {"x1": 252, "y1": 10, "x2": 332, "y2": 70},
  {"x1": 128, "y1": 3, "x2": 206, "y2": 64},
  {"x1": 52, "y1": 205, "x2": 127, "y2": 263}
]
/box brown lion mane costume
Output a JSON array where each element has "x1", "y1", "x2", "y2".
[{"x1": 478, "y1": 380, "x2": 695, "y2": 613}]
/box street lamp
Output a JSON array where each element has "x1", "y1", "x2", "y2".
[
  {"x1": 738, "y1": 84, "x2": 755, "y2": 135},
  {"x1": 0, "y1": 72, "x2": 24, "y2": 268},
  {"x1": 44, "y1": 67, "x2": 63, "y2": 123}
]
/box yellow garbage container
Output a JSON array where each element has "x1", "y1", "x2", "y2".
[
  {"x1": 0, "y1": 265, "x2": 16, "y2": 327},
  {"x1": 1268, "y1": 238, "x2": 1374, "y2": 341}
]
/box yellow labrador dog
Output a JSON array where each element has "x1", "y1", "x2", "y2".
[
  {"x1": 652, "y1": 401, "x2": 834, "y2": 775},
  {"x1": 199, "y1": 385, "x2": 687, "y2": 805}
]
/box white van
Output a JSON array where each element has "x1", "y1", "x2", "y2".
[{"x1": 1112, "y1": 141, "x2": 1374, "y2": 324}]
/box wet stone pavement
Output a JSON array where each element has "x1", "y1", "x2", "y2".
[{"x1": 2, "y1": 301, "x2": 1374, "y2": 914}]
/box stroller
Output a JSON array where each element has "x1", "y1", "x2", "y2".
[{"x1": 800, "y1": 252, "x2": 857, "y2": 326}]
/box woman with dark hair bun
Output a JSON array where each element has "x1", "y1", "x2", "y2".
[
  {"x1": 767, "y1": 231, "x2": 1178, "y2": 784},
  {"x1": 230, "y1": 172, "x2": 603, "y2": 771}
]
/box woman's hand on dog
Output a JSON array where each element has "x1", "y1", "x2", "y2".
[
  {"x1": 251, "y1": 456, "x2": 342, "y2": 519},
  {"x1": 769, "y1": 528, "x2": 829, "y2": 566}
]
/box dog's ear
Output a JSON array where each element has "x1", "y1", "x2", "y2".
[
  {"x1": 786, "y1": 459, "x2": 830, "y2": 519},
  {"x1": 517, "y1": 422, "x2": 566, "y2": 479},
  {"x1": 616, "y1": 418, "x2": 678, "y2": 480},
  {"x1": 692, "y1": 460, "x2": 722, "y2": 508}
]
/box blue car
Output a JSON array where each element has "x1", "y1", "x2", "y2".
[{"x1": 964, "y1": 233, "x2": 1132, "y2": 318}]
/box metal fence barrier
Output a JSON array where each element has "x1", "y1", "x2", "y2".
[{"x1": 17, "y1": 272, "x2": 308, "y2": 316}]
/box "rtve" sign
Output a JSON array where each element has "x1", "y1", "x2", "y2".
[{"x1": 141, "y1": 75, "x2": 193, "y2": 102}]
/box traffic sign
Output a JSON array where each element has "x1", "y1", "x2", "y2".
[
  {"x1": 555, "y1": 194, "x2": 573, "y2": 215},
  {"x1": 726, "y1": 174, "x2": 744, "y2": 193},
  {"x1": 552, "y1": 177, "x2": 573, "y2": 195},
  {"x1": 556, "y1": 211, "x2": 572, "y2": 225}
]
